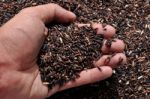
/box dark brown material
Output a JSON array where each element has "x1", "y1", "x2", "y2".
[
  {"x1": 105, "y1": 39, "x2": 112, "y2": 48},
  {"x1": 96, "y1": 66, "x2": 102, "y2": 72},
  {"x1": 0, "y1": 0, "x2": 149, "y2": 99},
  {"x1": 37, "y1": 24, "x2": 104, "y2": 88}
]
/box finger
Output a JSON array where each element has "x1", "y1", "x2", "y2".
[
  {"x1": 21, "y1": 3, "x2": 76, "y2": 23},
  {"x1": 58, "y1": 66, "x2": 112, "y2": 92},
  {"x1": 47, "y1": 66, "x2": 112, "y2": 97},
  {"x1": 94, "y1": 53, "x2": 127, "y2": 68},
  {"x1": 101, "y1": 39, "x2": 125, "y2": 53},
  {"x1": 76, "y1": 23, "x2": 116, "y2": 38},
  {"x1": 91, "y1": 23, "x2": 116, "y2": 38}
]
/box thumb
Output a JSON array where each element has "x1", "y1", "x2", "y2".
[
  {"x1": 47, "y1": 66, "x2": 113, "y2": 96},
  {"x1": 21, "y1": 3, "x2": 76, "y2": 24}
]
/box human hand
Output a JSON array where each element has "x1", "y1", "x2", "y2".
[{"x1": 0, "y1": 4, "x2": 126, "y2": 99}]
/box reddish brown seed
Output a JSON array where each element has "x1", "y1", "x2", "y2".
[
  {"x1": 96, "y1": 66, "x2": 102, "y2": 72},
  {"x1": 117, "y1": 57, "x2": 123, "y2": 65},
  {"x1": 102, "y1": 23, "x2": 107, "y2": 28},
  {"x1": 112, "y1": 39, "x2": 117, "y2": 42},
  {"x1": 103, "y1": 28, "x2": 107, "y2": 31},
  {"x1": 104, "y1": 57, "x2": 111, "y2": 65},
  {"x1": 105, "y1": 40, "x2": 112, "y2": 48}
]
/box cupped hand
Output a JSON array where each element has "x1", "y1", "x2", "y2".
[{"x1": 0, "y1": 4, "x2": 126, "y2": 99}]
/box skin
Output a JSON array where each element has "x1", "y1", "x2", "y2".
[{"x1": 0, "y1": 4, "x2": 126, "y2": 99}]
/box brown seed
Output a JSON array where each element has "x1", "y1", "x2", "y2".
[
  {"x1": 103, "y1": 28, "x2": 107, "y2": 31},
  {"x1": 104, "y1": 57, "x2": 111, "y2": 65},
  {"x1": 102, "y1": 23, "x2": 107, "y2": 28},
  {"x1": 118, "y1": 57, "x2": 123, "y2": 65},
  {"x1": 96, "y1": 66, "x2": 102, "y2": 72},
  {"x1": 105, "y1": 40, "x2": 112, "y2": 48}
]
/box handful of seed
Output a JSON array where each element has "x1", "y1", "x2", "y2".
[{"x1": 37, "y1": 24, "x2": 104, "y2": 89}]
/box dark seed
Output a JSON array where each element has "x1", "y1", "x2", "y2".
[
  {"x1": 102, "y1": 23, "x2": 107, "y2": 28},
  {"x1": 104, "y1": 57, "x2": 111, "y2": 65},
  {"x1": 105, "y1": 40, "x2": 112, "y2": 48},
  {"x1": 96, "y1": 66, "x2": 102, "y2": 72},
  {"x1": 1, "y1": 0, "x2": 148, "y2": 98},
  {"x1": 103, "y1": 28, "x2": 107, "y2": 31},
  {"x1": 117, "y1": 57, "x2": 123, "y2": 65},
  {"x1": 38, "y1": 24, "x2": 104, "y2": 89}
]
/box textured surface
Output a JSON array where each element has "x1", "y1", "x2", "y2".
[
  {"x1": 37, "y1": 24, "x2": 104, "y2": 88},
  {"x1": 0, "y1": 0, "x2": 150, "y2": 99}
]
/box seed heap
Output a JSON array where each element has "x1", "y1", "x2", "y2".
[
  {"x1": 37, "y1": 24, "x2": 104, "y2": 88},
  {"x1": 0, "y1": 0, "x2": 149, "y2": 99}
]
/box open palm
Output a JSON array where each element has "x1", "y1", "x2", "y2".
[{"x1": 0, "y1": 4, "x2": 126, "y2": 99}]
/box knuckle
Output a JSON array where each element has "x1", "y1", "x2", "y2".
[
  {"x1": 0, "y1": 70, "x2": 8, "y2": 92},
  {"x1": 49, "y1": 3, "x2": 60, "y2": 9},
  {"x1": 20, "y1": 7, "x2": 31, "y2": 13},
  {"x1": 19, "y1": 7, "x2": 36, "y2": 16},
  {"x1": 117, "y1": 53, "x2": 125, "y2": 57},
  {"x1": 50, "y1": 3, "x2": 59, "y2": 7}
]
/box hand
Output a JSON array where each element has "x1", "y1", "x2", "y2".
[{"x1": 0, "y1": 4, "x2": 126, "y2": 99}]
